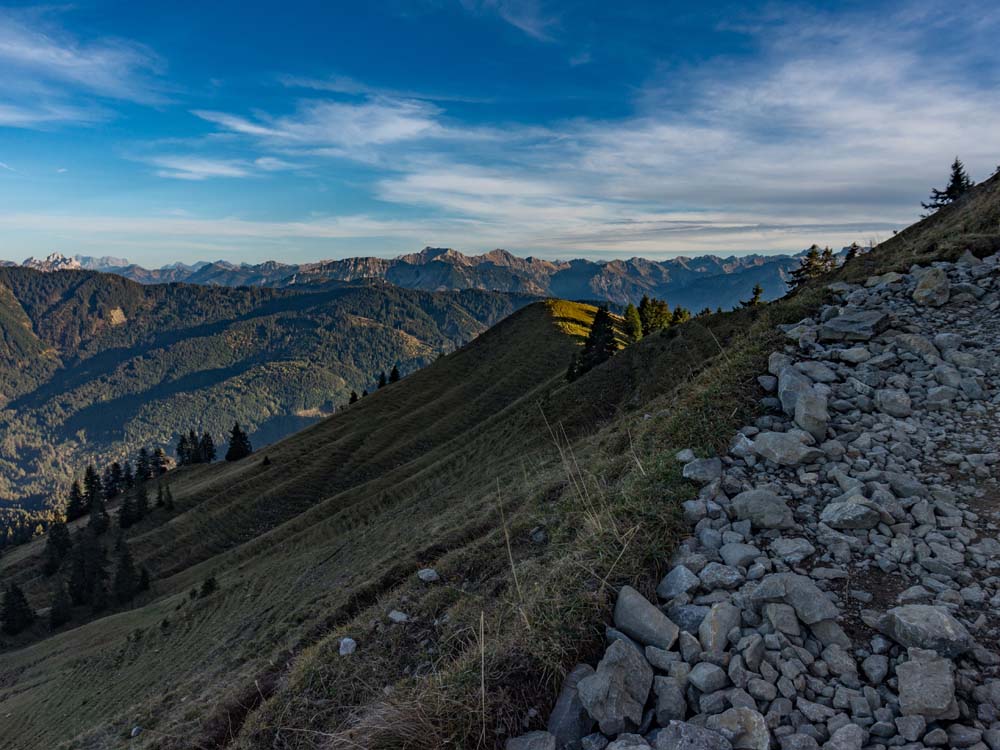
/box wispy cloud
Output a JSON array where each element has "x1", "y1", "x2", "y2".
[
  {"x1": 459, "y1": 0, "x2": 559, "y2": 41},
  {"x1": 0, "y1": 161, "x2": 15, "y2": 172},
  {"x1": 0, "y1": 8, "x2": 165, "y2": 129},
  {"x1": 147, "y1": 156, "x2": 252, "y2": 181},
  {"x1": 194, "y1": 97, "x2": 443, "y2": 150}
]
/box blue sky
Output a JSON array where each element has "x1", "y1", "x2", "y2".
[{"x1": 1, "y1": 0, "x2": 999, "y2": 265}]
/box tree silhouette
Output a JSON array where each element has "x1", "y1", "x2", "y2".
[
  {"x1": 922, "y1": 157, "x2": 973, "y2": 215},
  {"x1": 225, "y1": 423, "x2": 253, "y2": 461}
]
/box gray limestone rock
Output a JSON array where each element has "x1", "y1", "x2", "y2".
[
  {"x1": 614, "y1": 585, "x2": 680, "y2": 651},
  {"x1": 577, "y1": 640, "x2": 654, "y2": 735}
]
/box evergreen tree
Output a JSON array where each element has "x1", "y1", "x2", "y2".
[
  {"x1": 114, "y1": 546, "x2": 138, "y2": 604},
  {"x1": 922, "y1": 157, "x2": 973, "y2": 215},
  {"x1": 199, "y1": 432, "x2": 216, "y2": 463},
  {"x1": 377, "y1": 371, "x2": 387, "y2": 389},
  {"x1": 389, "y1": 365, "x2": 400, "y2": 383},
  {"x1": 225, "y1": 423, "x2": 253, "y2": 461},
  {"x1": 68, "y1": 528, "x2": 108, "y2": 606},
  {"x1": 136, "y1": 448, "x2": 152, "y2": 483},
  {"x1": 164, "y1": 485, "x2": 175, "y2": 511},
  {"x1": 844, "y1": 242, "x2": 861, "y2": 262},
  {"x1": 741, "y1": 283, "x2": 765, "y2": 308},
  {"x1": 42, "y1": 521, "x2": 72, "y2": 576},
  {"x1": 670, "y1": 305, "x2": 691, "y2": 326},
  {"x1": 361, "y1": 389, "x2": 368, "y2": 398},
  {"x1": 187, "y1": 429, "x2": 200, "y2": 463},
  {"x1": 66, "y1": 480, "x2": 87, "y2": 521},
  {"x1": 788, "y1": 245, "x2": 825, "y2": 290},
  {"x1": 89, "y1": 491, "x2": 110, "y2": 536},
  {"x1": 638, "y1": 295, "x2": 671, "y2": 336},
  {"x1": 49, "y1": 582, "x2": 72, "y2": 630},
  {"x1": 138, "y1": 566, "x2": 151, "y2": 592},
  {"x1": 83, "y1": 465, "x2": 103, "y2": 512},
  {"x1": 156, "y1": 482, "x2": 165, "y2": 508},
  {"x1": 349, "y1": 390, "x2": 359, "y2": 404},
  {"x1": 623, "y1": 303, "x2": 643, "y2": 342},
  {"x1": 820, "y1": 246, "x2": 836, "y2": 272},
  {"x1": 153, "y1": 448, "x2": 169, "y2": 476},
  {"x1": 1, "y1": 583, "x2": 34, "y2": 635},
  {"x1": 117, "y1": 489, "x2": 137, "y2": 529},
  {"x1": 109, "y1": 462, "x2": 124, "y2": 497},
  {"x1": 122, "y1": 461, "x2": 135, "y2": 489},
  {"x1": 176, "y1": 433, "x2": 191, "y2": 466},
  {"x1": 568, "y1": 306, "x2": 619, "y2": 380}
]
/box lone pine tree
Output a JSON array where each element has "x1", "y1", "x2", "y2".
[
  {"x1": 923, "y1": 157, "x2": 974, "y2": 216},
  {"x1": 741, "y1": 283, "x2": 765, "y2": 308},
  {"x1": 389, "y1": 365, "x2": 400, "y2": 383},
  {"x1": 567, "y1": 305, "x2": 620, "y2": 381},
  {"x1": 225, "y1": 423, "x2": 253, "y2": 462}
]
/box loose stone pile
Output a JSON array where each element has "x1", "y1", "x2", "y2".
[{"x1": 510, "y1": 251, "x2": 1000, "y2": 750}]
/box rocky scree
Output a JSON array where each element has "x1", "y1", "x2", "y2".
[{"x1": 508, "y1": 250, "x2": 1000, "y2": 750}]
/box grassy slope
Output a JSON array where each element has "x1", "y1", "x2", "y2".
[{"x1": 1, "y1": 174, "x2": 996, "y2": 749}]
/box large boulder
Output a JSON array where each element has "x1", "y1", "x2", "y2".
[
  {"x1": 912, "y1": 267, "x2": 950, "y2": 306},
  {"x1": 547, "y1": 663, "x2": 595, "y2": 749},
  {"x1": 614, "y1": 585, "x2": 679, "y2": 650},
  {"x1": 818, "y1": 310, "x2": 889, "y2": 342},
  {"x1": 730, "y1": 489, "x2": 795, "y2": 530},
  {"x1": 577, "y1": 640, "x2": 653, "y2": 735},
  {"x1": 896, "y1": 649, "x2": 959, "y2": 720},
  {"x1": 751, "y1": 432, "x2": 823, "y2": 466},
  {"x1": 878, "y1": 605, "x2": 973, "y2": 657}
]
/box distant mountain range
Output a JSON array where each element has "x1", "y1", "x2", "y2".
[{"x1": 9, "y1": 247, "x2": 806, "y2": 310}]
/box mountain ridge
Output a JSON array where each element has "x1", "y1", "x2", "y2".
[{"x1": 11, "y1": 248, "x2": 804, "y2": 310}]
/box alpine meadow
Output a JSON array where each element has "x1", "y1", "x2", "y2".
[{"x1": 2, "y1": 3, "x2": 1000, "y2": 750}]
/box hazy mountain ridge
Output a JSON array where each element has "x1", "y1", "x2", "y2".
[{"x1": 13, "y1": 248, "x2": 802, "y2": 309}]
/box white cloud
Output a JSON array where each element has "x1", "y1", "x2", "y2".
[
  {"x1": 147, "y1": 156, "x2": 252, "y2": 181},
  {"x1": 0, "y1": 161, "x2": 15, "y2": 172}
]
